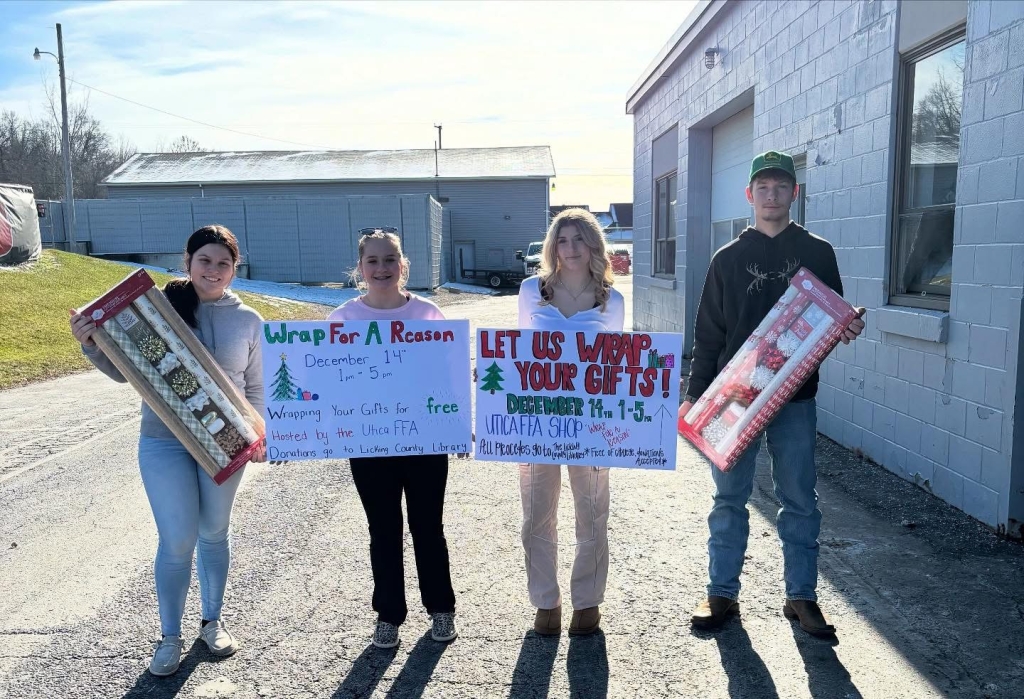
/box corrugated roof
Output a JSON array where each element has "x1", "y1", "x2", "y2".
[
  {"x1": 910, "y1": 138, "x2": 959, "y2": 165},
  {"x1": 103, "y1": 146, "x2": 556, "y2": 186}
]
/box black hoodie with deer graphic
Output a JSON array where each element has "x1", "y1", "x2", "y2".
[{"x1": 685, "y1": 221, "x2": 843, "y2": 403}]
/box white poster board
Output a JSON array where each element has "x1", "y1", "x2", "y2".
[
  {"x1": 475, "y1": 328, "x2": 683, "y2": 469},
  {"x1": 261, "y1": 320, "x2": 472, "y2": 460}
]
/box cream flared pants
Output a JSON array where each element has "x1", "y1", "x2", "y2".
[{"x1": 518, "y1": 463, "x2": 610, "y2": 610}]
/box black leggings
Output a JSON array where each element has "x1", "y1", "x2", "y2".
[{"x1": 350, "y1": 454, "x2": 456, "y2": 625}]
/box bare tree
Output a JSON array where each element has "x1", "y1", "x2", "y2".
[
  {"x1": 0, "y1": 84, "x2": 138, "y2": 200},
  {"x1": 164, "y1": 135, "x2": 209, "y2": 153},
  {"x1": 912, "y1": 67, "x2": 962, "y2": 142}
]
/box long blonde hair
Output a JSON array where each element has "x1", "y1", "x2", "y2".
[
  {"x1": 350, "y1": 230, "x2": 410, "y2": 290},
  {"x1": 538, "y1": 208, "x2": 614, "y2": 311}
]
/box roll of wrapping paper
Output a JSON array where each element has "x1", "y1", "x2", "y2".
[
  {"x1": 78, "y1": 268, "x2": 266, "y2": 485},
  {"x1": 86, "y1": 322, "x2": 226, "y2": 480},
  {"x1": 132, "y1": 293, "x2": 259, "y2": 443},
  {"x1": 105, "y1": 315, "x2": 231, "y2": 469},
  {"x1": 678, "y1": 268, "x2": 857, "y2": 471},
  {"x1": 142, "y1": 287, "x2": 264, "y2": 435}
]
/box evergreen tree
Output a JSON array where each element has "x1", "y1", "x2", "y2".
[
  {"x1": 271, "y1": 353, "x2": 299, "y2": 401},
  {"x1": 480, "y1": 362, "x2": 505, "y2": 394}
]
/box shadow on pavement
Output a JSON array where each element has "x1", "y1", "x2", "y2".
[
  {"x1": 789, "y1": 625, "x2": 862, "y2": 699},
  {"x1": 121, "y1": 639, "x2": 206, "y2": 698},
  {"x1": 509, "y1": 630, "x2": 560, "y2": 699},
  {"x1": 745, "y1": 436, "x2": 1024, "y2": 695},
  {"x1": 383, "y1": 632, "x2": 452, "y2": 699},
  {"x1": 332, "y1": 642, "x2": 398, "y2": 699},
  {"x1": 567, "y1": 630, "x2": 609, "y2": 699},
  {"x1": 703, "y1": 623, "x2": 780, "y2": 699}
]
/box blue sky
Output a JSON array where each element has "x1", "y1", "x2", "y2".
[{"x1": 1, "y1": 1, "x2": 696, "y2": 208}]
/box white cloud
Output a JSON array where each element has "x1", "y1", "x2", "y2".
[{"x1": 2, "y1": 0, "x2": 696, "y2": 208}]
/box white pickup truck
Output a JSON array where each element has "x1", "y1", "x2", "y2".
[{"x1": 517, "y1": 241, "x2": 544, "y2": 277}]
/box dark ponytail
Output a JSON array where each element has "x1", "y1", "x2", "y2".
[{"x1": 165, "y1": 225, "x2": 241, "y2": 327}]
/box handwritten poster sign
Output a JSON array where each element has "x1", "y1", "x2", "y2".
[
  {"x1": 261, "y1": 320, "x2": 472, "y2": 461},
  {"x1": 474, "y1": 329, "x2": 683, "y2": 469}
]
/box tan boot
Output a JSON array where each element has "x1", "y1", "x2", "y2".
[
  {"x1": 568, "y1": 606, "x2": 601, "y2": 635},
  {"x1": 690, "y1": 596, "x2": 740, "y2": 630},
  {"x1": 534, "y1": 606, "x2": 561, "y2": 636}
]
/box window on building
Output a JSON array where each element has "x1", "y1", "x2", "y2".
[
  {"x1": 653, "y1": 173, "x2": 676, "y2": 277},
  {"x1": 891, "y1": 30, "x2": 965, "y2": 310},
  {"x1": 794, "y1": 154, "x2": 808, "y2": 227},
  {"x1": 711, "y1": 217, "x2": 749, "y2": 252}
]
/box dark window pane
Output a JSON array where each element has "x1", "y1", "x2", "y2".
[
  {"x1": 896, "y1": 207, "x2": 954, "y2": 295},
  {"x1": 894, "y1": 36, "x2": 963, "y2": 303},
  {"x1": 653, "y1": 173, "x2": 676, "y2": 277}
]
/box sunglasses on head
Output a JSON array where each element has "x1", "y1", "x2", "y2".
[{"x1": 358, "y1": 226, "x2": 399, "y2": 236}]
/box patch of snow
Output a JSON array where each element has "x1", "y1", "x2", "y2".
[
  {"x1": 440, "y1": 282, "x2": 500, "y2": 296},
  {"x1": 107, "y1": 260, "x2": 360, "y2": 307}
]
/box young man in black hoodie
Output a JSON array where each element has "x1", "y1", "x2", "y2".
[{"x1": 680, "y1": 151, "x2": 865, "y2": 637}]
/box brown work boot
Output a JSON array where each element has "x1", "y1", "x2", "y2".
[
  {"x1": 533, "y1": 606, "x2": 561, "y2": 636},
  {"x1": 783, "y1": 599, "x2": 836, "y2": 637},
  {"x1": 690, "y1": 596, "x2": 740, "y2": 630},
  {"x1": 568, "y1": 606, "x2": 601, "y2": 636}
]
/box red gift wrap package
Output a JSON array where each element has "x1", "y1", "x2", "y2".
[{"x1": 678, "y1": 268, "x2": 858, "y2": 472}]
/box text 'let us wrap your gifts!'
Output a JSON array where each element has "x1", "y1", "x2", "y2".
[{"x1": 678, "y1": 268, "x2": 858, "y2": 472}]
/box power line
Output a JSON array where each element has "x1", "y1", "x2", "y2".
[{"x1": 64, "y1": 77, "x2": 332, "y2": 150}]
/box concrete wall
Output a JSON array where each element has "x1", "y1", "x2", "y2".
[{"x1": 630, "y1": 0, "x2": 1024, "y2": 532}]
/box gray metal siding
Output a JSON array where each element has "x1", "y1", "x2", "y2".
[
  {"x1": 61, "y1": 194, "x2": 441, "y2": 288},
  {"x1": 246, "y1": 199, "x2": 302, "y2": 282},
  {"x1": 107, "y1": 177, "x2": 550, "y2": 278},
  {"x1": 296, "y1": 198, "x2": 350, "y2": 283},
  {"x1": 191, "y1": 198, "x2": 249, "y2": 257}
]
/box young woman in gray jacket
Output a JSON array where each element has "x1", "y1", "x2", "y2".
[{"x1": 69, "y1": 225, "x2": 266, "y2": 676}]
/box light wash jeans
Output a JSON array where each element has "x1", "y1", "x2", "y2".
[
  {"x1": 137, "y1": 436, "x2": 245, "y2": 637},
  {"x1": 707, "y1": 399, "x2": 820, "y2": 602}
]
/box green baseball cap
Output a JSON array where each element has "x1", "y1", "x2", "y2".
[{"x1": 749, "y1": 150, "x2": 796, "y2": 182}]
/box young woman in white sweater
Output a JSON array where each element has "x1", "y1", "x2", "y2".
[{"x1": 517, "y1": 209, "x2": 625, "y2": 636}]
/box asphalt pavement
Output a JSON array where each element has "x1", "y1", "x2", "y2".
[{"x1": 2, "y1": 275, "x2": 1023, "y2": 698}]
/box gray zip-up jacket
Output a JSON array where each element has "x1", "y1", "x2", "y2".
[{"x1": 83, "y1": 290, "x2": 265, "y2": 439}]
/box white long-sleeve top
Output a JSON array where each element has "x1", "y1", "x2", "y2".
[{"x1": 517, "y1": 275, "x2": 625, "y2": 332}]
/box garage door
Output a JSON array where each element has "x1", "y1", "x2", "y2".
[{"x1": 711, "y1": 106, "x2": 754, "y2": 252}]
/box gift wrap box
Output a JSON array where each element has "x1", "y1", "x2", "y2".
[
  {"x1": 78, "y1": 269, "x2": 265, "y2": 484},
  {"x1": 678, "y1": 268, "x2": 857, "y2": 472}
]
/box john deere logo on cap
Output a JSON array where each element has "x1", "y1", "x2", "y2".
[{"x1": 765, "y1": 151, "x2": 781, "y2": 162}]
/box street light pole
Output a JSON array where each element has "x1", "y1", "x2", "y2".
[
  {"x1": 55, "y1": 24, "x2": 75, "y2": 250},
  {"x1": 34, "y1": 24, "x2": 75, "y2": 250}
]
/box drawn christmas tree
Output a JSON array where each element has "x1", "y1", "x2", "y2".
[
  {"x1": 271, "y1": 353, "x2": 299, "y2": 401},
  {"x1": 480, "y1": 362, "x2": 505, "y2": 394}
]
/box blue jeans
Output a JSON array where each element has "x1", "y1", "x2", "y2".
[
  {"x1": 707, "y1": 399, "x2": 820, "y2": 602},
  {"x1": 137, "y1": 436, "x2": 245, "y2": 636}
]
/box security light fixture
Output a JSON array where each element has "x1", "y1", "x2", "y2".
[{"x1": 705, "y1": 47, "x2": 720, "y2": 69}]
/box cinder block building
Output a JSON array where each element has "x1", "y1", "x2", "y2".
[{"x1": 627, "y1": 0, "x2": 1024, "y2": 534}]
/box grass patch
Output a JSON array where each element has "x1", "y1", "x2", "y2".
[{"x1": 0, "y1": 250, "x2": 331, "y2": 390}]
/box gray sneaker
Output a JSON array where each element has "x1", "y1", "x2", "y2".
[
  {"x1": 372, "y1": 621, "x2": 400, "y2": 649},
  {"x1": 148, "y1": 635, "x2": 183, "y2": 676},
  {"x1": 431, "y1": 612, "x2": 457, "y2": 642}
]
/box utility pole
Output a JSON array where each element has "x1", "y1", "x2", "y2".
[
  {"x1": 434, "y1": 123, "x2": 442, "y2": 150},
  {"x1": 55, "y1": 24, "x2": 75, "y2": 250}
]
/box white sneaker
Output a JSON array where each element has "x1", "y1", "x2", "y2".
[
  {"x1": 431, "y1": 613, "x2": 458, "y2": 642},
  {"x1": 149, "y1": 635, "x2": 183, "y2": 676},
  {"x1": 199, "y1": 620, "x2": 238, "y2": 656},
  {"x1": 372, "y1": 621, "x2": 400, "y2": 649}
]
